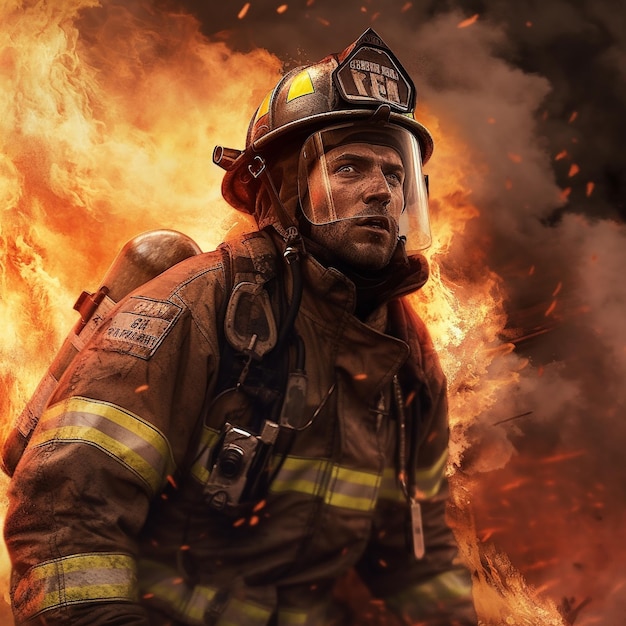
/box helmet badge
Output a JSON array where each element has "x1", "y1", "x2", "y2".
[{"x1": 333, "y1": 28, "x2": 415, "y2": 114}]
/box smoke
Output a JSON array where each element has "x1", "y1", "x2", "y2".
[{"x1": 397, "y1": 6, "x2": 626, "y2": 625}]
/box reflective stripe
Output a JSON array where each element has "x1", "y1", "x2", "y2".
[
  {"x1": 378, "y1": 466, "x2": 404, "y2": 502},
  {"x1": 415, "y1": 569, "x2": 473, "y2": 600},
  {"x1": 279, "y1": 609, "x2": 309, "y2": 625},
  {"x1": 278, "y1": 605, "x2": 329, "y2": 626},
  {"x1": 324, "y1": 465, "x2": 381, "y2": 511},
  {"x1": 139, "y1": 560, "x2": 217, "y2": 625},
  {"x1": 255, "y1": 89, "x2": 273, "y2": 122},
  {"x1": 140, "y1": 559, "x2": 274, "y2": 626},
  {"x1": 190, "y1": 426, "x2": 220, "y2": 484},
  {"x1": 31, "y1": 396, "x2": 175, "y2": 495},
  {"x1": 270, "y1": 457, "x2": 381, "y2": 512},
  {"x1": 219, "y1": 597, "x2": 273, "y2": 626},
  {"x1": 13, "y1": 553, "x2": 137, "y2": 621},
  {"x1": 286, "y1": 70, "x2": 315, "y2": 102},
  {"x1": 194, "y1": 444, "x2": 445, "y2": 509},
  {"x1": 385, "y1": 569, "x2": 473, "y2": 616},
  {"x1": 414, "y1": 449, "x2": 448, "y2": 499},
  {"x1": 379, "y1": 449, "x2": 449, "y2": 502},
  {"x1": 270, "y1": 456, "x2": 327, "y2": 498}
]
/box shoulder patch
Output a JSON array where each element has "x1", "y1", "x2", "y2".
[{"x1": 102, "y1": 296, "x2": 182, "y2": 359}]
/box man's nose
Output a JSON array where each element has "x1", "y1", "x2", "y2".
[{"x1": 362, "y1": 168, "x2": 392, "y2": 207}]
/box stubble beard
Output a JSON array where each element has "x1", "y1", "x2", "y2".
[{"x1": 308, "y1": 218, "x2": 399, "y2": 271}]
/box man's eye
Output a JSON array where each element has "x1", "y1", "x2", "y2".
[
  {"x1": 386, "y1": 172, "x2": 403, "y2": 185},
  {"x1": 335, "y1": 164, "x2": 357, "y2": 174}
]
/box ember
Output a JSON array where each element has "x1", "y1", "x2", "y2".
[
  {"x1": 458, "y1": 14, "x2": 480, "y2": 28},
  {"x1": 238, "y1": 3, "x2": 251, "y2": 19}
]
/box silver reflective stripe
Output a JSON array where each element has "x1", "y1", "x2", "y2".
[
  {"x1": 270, "y1": 457, "x2": 381, "y2": 512},
  {"x1": 31, "y1": 396, "x2": 175, "y2": 495},
  {"x1": 13, "y1": 553, "x2": 137, "y2": 621},
  {"x1": 270, "y1": 456, "x2": 327, "y2": 498},
  {"x1": 323, "y1": 465, "x2": 381, "y2": 511}
]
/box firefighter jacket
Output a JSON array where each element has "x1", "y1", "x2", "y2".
[{"x1": 4, "y1": 229, "x2": 477, "y2": 625}]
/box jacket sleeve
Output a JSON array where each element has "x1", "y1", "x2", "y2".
[
  {"x1": 356, "y1": 404, "x2": 477, "y2": 624},
  {"x1": 3, "y1": 258, "x2": 223, "y2": 625},
  {"x1": 356, "y1": 482, "x2": 477, "y2": 625},
  {"x1": 356, "y1": 304, "x2": 477, "y2": 625}
]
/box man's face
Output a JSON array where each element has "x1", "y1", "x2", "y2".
[{"x1": 306, "y1": 142, "x2": 405, "y2": 271}]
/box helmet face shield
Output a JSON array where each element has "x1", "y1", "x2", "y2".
[{"x1": 298, "y1": 123, "x2": 431, "y2": 253}]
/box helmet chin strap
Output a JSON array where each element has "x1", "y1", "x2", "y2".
[
  {"x1": 248, "y1": 154, "x2": 302, "y2": 248},
  {"x1": 247, "y1": 153, "x2": 306, "y2": 347}
]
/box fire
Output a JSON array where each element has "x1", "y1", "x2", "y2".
[
  {"x1": 406, "y1": 109, "x2": 569, "y2": 624},
  {"x1": 0, "y1": 2, "x2": 578, "y2": 625},
  {"x1": 0, "y1": 4, "x2": 278, "y2": 617},
  {"x1": 0, "y1": 0, "x2": 279, "y2": 430}
]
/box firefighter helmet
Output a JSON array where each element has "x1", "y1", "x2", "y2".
[
  {"x1": 214, "y1": 29, "x2": 434, "y2": 251},
  {"x1": 215, "y1": 29, "x2": 433, "y2": 212}
]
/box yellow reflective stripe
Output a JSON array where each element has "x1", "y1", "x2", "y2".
[
  {"x1": 32, "y1": 396, "x2": 175, "y2": 495},
  {"x1": 139, "y1": 559, "x2": 217, "y2": 625},
  {"x1": 378, "y1": 466, "x2": 404, "y2": 502},
  {"x1": 414, "y1": 449, "x2": 448, "y2": 499},
  {"x1": 191, "y1": 463, "x2": 209, "y2": 485},
  {"x1": 220, "y1": 597, "x2": 273, "y2": 626},
  {"x1": 278, "y1": 604, "x2": 330, "y2": 626},
  {"x1": 324, "y1": 465, "x2": 381, "y2": 511},
  {"x1": 14, "y1": 553, "x2": 137, "y2": 620},
  {"x1": 286, "y1": 70, "x2": 315, "y2": 102},
  {"x1": 139, "y1": 560, "x2": 273, "y2": 625},
  {"x1": 379, "y1": 449, "x2": 449, "y2": 502},
  {"x1": 270, "y1": 457, "x2": 381, "y2": 512},
  {"x1": 190, "y1": 426, "x2": 220, "y2": 484},
  {"x1": 278, "y1": 609, "x2": 309, "y2": 625},
  {"x1": 254, "y1": 89, "x2": 273, "y2": 122}
]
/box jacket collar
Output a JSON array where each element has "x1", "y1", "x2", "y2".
[{"x1": 300, "y1": 237, "x2": 429, "y2": 319}]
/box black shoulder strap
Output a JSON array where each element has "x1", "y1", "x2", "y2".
[{"x1": 174, "y1": 234, "x2": 286, "y2": 485}]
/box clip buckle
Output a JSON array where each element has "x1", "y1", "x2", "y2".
[{"x1": 248, "y1": 155, "x2": 266, "y2": 179}]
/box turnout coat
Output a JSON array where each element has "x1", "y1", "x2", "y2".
[{"x1": 5, "y1": 229, "x2": 476, "y2": 625}]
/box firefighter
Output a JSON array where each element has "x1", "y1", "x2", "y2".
[{"x1": 4, "y1": 29, "x2": 477, "y2": 625}]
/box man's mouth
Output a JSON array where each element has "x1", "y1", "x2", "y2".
[{"x1": 355, "y1": 216, "x2": 392, "y2": 232}]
